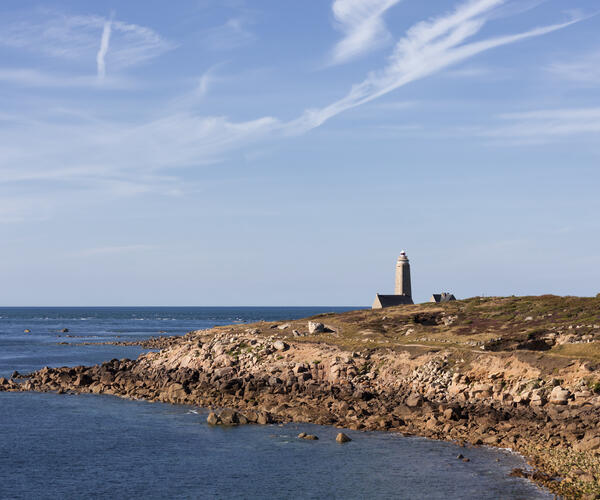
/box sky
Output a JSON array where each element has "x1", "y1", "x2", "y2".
[{"x1": 0, "y1": 0, "x2": 599, "y2": 306}]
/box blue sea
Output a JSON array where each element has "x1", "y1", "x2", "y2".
[{"x1": 0, "y1": 307, "x2": 551, "y2": 499}]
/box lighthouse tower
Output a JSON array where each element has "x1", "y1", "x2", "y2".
[
  {"x1": 371, "y1": 250, "x2": 415, "y2": 308},
  {"x1": 394, "y1": 250, "x2": 412, "y2": 301}
]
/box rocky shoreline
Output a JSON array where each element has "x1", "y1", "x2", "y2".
[{"x1": 4, "y1": 298, "x2": 600, "y2": 499}]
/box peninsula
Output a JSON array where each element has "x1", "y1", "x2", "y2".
[{"x1": 3, "y1": 294, "x2": 600, "y2": 498}]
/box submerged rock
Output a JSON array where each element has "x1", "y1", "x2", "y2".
[{"x1": 336, "y1": 432, "x2": 352, "y2": 443}]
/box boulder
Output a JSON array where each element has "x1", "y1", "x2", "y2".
[
  {"x1": 549, "y1": 386, "x2": 571, "y2": 405},
  {"x1": 308, "y1": 322, "x2": 325, "y2": 334},
  {"x1": 219, "y1": 408, "x2": 239, "y2": 425},
  {"x1": 61, "y1": 328, "x2": 69, "y2": 333},
  {"x1": 303, "y1": 434, "x2": 319, "y2": 440},
  {"x1": 277, "y1": 323, "x2": 291, "y2": 330},
  {"x1": 23, "y1": 329, "x2": 30, "y2": 333},
  {"x1": 207, "y1": 412, "x2": 220, "y2": 425},
  {"x1": 336, "y1": 432, "x2": 352, "y2": 443},
  {"x1": 273, "y1": 340, "x2": 289, "y2": 351},
  {"x1": 405, "y1": 393, "x2": 423, "y2": 408}
]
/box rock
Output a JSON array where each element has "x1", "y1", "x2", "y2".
[
  {"x1": 456, "y1": 454, "x2": 464, "y2": 459},
  {"x1": 509, "y1": 468, "x2": 528, "y2": 478},
  {"x1": 298, "y1": 432, "x2": 307, "y2": 438},
  {"x1": 530, "y1": 390, "x2": 546, "y2": 407},
  {"x1": 443, "y1": 408, "x2": 457, "y2": 421},
  {"x1": 574, "y1": 434, "x2": 600, "y2": 452},
  {"x1": 218, "y1": 408, "x2": 239, "y2": 425},
  {"x1": 207, "y1": 412, "x2": 219, "y2": 425},
  {"x1": 308, "y1": 322, "x2": 325, "y2": 334},
  {"x1": 257, "y1": 412, "x2": 271, "y2": 425},
  {"x1": 462, "y1": 458, "x2": 470, "y2": 463},
  {"x1": 61, "y1": 328, "x2": 69, "y2": 333},
  {"x1": 273, "y1": 340, "x2": 289, "y2": 351},
  {"x1": 336, "y1": 432, "x2": 352, "y2": 443},
  {"x1": 405, "y1": 393, "x2": 423, "y2": 408},
  {"x1": 292, "y1": 330, "x2": 303, "y2": 337},
  {"x1": 74, "y1": 374, "x2": 92, "y2": 386},
  {"x1": 304, "y1": 434, "x2": 319, "y2": 440},
  {"x1": 277, "y1": 323, "x2": 291, "y2": 330},
  {"x1": 23, "y1": 329, "x2": 30, "y2": 333},
  {"x1": 549, "y1": 386, "x2": 571, "y2": 405},
  {"x1": 471, "y1": 383, "x2": 492, "y2": 397}
]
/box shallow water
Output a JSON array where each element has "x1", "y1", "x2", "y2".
[{"x1": 0, "y1": 308, "x2": 551, "y2": 499}]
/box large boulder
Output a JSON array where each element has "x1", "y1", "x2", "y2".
[
  {"x1": 549, "y1": 386, "x2": 571, "y2": 405},
  {"x1": 308, "y1": 322, "x2": 325, "y2": 334}
]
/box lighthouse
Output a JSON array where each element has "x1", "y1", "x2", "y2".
[
  {"x1": 395, "y1": 250, "x2": 412, "y2": 298},
  {"x1": 372, "y1": 250, "x2": 414, "y2": 308}
]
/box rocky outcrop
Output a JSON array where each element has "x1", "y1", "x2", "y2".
[{"x1": 3, "y1": 324, "x2": 600, "y2": 498}]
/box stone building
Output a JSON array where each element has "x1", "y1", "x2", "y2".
[
  {"x1": 372, "y1": 251, "x2": 414, "y2": 309},
  {"x1": 430, "y1": 293, "x2": 456, "y2": 303}
]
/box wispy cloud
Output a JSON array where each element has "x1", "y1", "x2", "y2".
[
  {"x1": 330, "y1": 0, "x2": 401, "y2": 64},
  {"x1": 0, "y1": 1, "x2": 584, "y2": 222},
  {"x1": 0, "y1": 11, "x2": 174, "y2": 71},
  {"x1": 0, "y1": 109, "x2": 281, "y2": 188},
  {"x1": 481, "y1": 107, "x2": 600, "y2": 142},
  {"x1": 291, "y1": 0, "x2": 580, "y2": 132},
  {"x1": 547, "y1": 50, "x2": 600, "y2": 85},
  {"x1": 96, "y1": 19, "x2": 112, "y2": 79}
]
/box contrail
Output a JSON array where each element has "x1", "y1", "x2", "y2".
[{"x1": 96, "y1": 19, "x2": 112, "y2": 80}]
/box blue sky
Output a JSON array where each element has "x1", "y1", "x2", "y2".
[{"x1": 1, "y1": 0, "x2": 599, "y2": 306}]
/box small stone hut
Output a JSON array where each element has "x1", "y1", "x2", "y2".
[{"x1": 430, "y1": 293, "x2": 456, "y2": 303}]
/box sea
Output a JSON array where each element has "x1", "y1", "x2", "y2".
[{"x1": 0, "y1": 307, "x2": 551, "y2": 499}]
